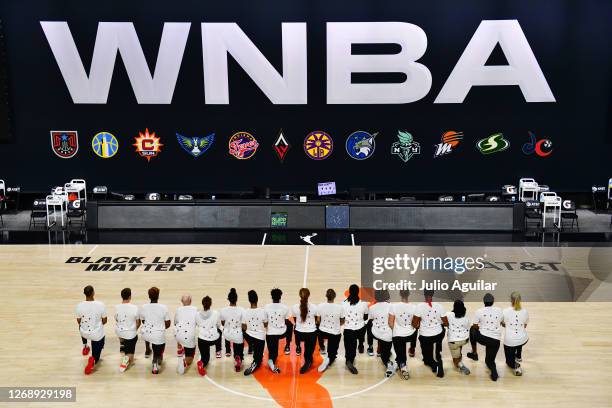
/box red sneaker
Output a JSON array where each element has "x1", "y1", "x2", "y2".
[
  {"x1": 82, "y1": 345, "x2": 90, "y2": 356},
  {"x1": 84, "y1": 356, "x2": 95, "y2": 375},
  {"x1": 197, "y1": 360, "x2": 206, "y2": 376},
  {"x1": 234, "y1": 356, "x2": 242, "y2": 372}
]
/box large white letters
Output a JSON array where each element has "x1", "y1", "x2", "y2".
[
  {"x1": 41, "y1": 21, "x2": 190, "y2": 104},
  {"x1": 326, "y1": 22, "x2": 432, "y2": 104},
  {"x1": 434, "y1": 20, "x2": 555, "y2": 103},
  {"x1": 201, "y1": 23, "x2": 307, "y2": 104}
]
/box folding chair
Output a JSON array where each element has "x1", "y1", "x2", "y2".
[
  {"x1": 519, "y1": 178, "x2": 538, "y2": 202},
  {"x1": 560, "y1": 200, "x2": 579, "y2": 231},
  {"x1": 67, "y1": 199, "x2": 86, "y2": 228},
  {"x1": 524, "y1": 200, "x2": 542, "y2": 230},
  {"x1": 540, "y1": 192, "x2": 561, "y2": 229},
  {"x1": 29, "y1": 199, "x2": 48, "y2": 229}
]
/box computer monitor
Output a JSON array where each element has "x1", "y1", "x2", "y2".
[{"x1": 317, "y1": 182, "x2": 336, "y2": 196}]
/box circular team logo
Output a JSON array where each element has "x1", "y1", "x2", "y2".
[
  {"x1": 304, "y1": 131, "x2": 333, "y2": 160},
  {"x1": 229, "y1": 132, "x2": 259, "y2": 159},
  {"x1": 91, "y1": 132, "x2": 119, "y2": 158},
  {"x1": 345, "y1": 131, "x2": 377, "y2": 160}
]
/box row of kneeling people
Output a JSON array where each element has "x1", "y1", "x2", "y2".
[{"x1": 76, "y1": 284, "x2": 528, "y2": 381}]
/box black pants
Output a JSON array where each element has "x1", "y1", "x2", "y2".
[
  {"x1": 419, "y1": 329, "x2": 445, "y2": 369},
  {"x1": 470, "y1": 328, "x2": 500, "y2": 373},
  {"x1": 244, "y1": 333, "x2": 265, "y2": 365},
  {"x1": 198, "y1": 338, "x2": 218, "y2": 367},
  {"x1": 214, "y1": 329, "x2": 222, "y2": 352},
  {"x1": 225, "y1": 340, "x2": 244, "y2": 359},
  {"x1": 318, "y1": 330, "x2": 341, "y2": 362},
  {"x1": 91, "y1": 337, "x2": 105, "y2": 363},
  {"x1": 151, "y1": 343, "x2": 165, "y2": 364},
  {"x1": 393, "y1": 331, "x2": 418, "y2": 367},
  {"x1": 286, "y1": 321, "x2": 294, "y2": 346},
  {"x1": 504, "y1": 342, "x2": 526, "y2": 369},
  {"x1": 374, "y1": 335, "x2": 393, "y2": 365},
  {"x1": 343, "y1": 328, "x2": 362, "y2": 364},
  {"x1": 296, "y1": 331, "x2": 316, "y2": 363},
  {"x1": 120, "y1": 336, "x2": 138, "y2": 355},
  {"x1": 358, "y1": 321, "x2": 372, "y2": 348},
  {"x1": 266, "y1": 333, "x2": 285, "y2": 363}
]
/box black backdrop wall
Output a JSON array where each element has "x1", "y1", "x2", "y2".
[{"x1": 0, "y1": 0, "x2": 610, "y2": 193}]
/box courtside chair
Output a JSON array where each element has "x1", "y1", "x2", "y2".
[
  {"x1": 29, "y1": 198, "x2": 48, "y2": 229},
  {"x1": 66, "y1": 199, "x2": 86, "y2": 228},
  {"x1": 0, "y1": 179, "x2": 4, "y2": 228},
  {"x1": 560, "y1": 200, "x2": 579, "y2": 231},
  {"x1": 524, "y1": 200, "x2": 542, "y2": 230}
]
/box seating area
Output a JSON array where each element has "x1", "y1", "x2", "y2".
[{"x1": 27, "y1": 179, "x2": 87, "y2": 230}]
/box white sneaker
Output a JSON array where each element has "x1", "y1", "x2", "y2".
[
  {"x1": 385, "y1": 362, "x2": 396, "y2": 377},
  {"x1": 514, "y1": 367, "x2": 523, "y2": 376},
  {"x1": 177, "y1": 356, "x2": 185, "y2": 375},
  {"x1": 318, "y1": 357, "x2": 329, "y2": 373}
]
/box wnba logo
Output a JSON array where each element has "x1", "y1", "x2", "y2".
[{"x1": 92, "y1": 132, "x2": 119, "y2": 158}]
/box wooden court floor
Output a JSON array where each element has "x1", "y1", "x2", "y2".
[{"x1": 0, "y1": 244, "x2": 611, "y2": 408}]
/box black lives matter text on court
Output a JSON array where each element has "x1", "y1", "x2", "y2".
[{"x1": 65, "y1": 256, "x2": 217, "y2": 271}]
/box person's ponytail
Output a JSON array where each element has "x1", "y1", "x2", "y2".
[{"x1": 299, "y1": 288, "x2": 310, "y2": 322}]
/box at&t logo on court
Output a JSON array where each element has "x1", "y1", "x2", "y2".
[
  {"x1": 133, "y1": 128, "x2": 163, "y2": 162},
  {"x1": 91, "y1": 132, "x2": 119, "y2": 158}
]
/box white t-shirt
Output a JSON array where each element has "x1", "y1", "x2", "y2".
[
  {"x1": 292, "y1": 303, "x2": 317, "y2": 333},
  {"x1": 220, "y1": 306, "x2": 244, "y2": 343},
  {"x1": 114, "y1": 303, "x2": 139, "y2": 340},
  {"x1": 473, "y1": 306, "x2": 503, "y2": 340},
  {"x1": 174, "y1": 305, "x2": 198, "y2": 348},
  {"x1": 390, "y1": 302, "x2": 416, "y2": 338},
  {"x1": 139, "y1": 303, "x2": 170, "y2": 345},
  {"x1": 342, "y1": 300, "x2": 369, "y2": 330},
  {"x1": 502, "y1": 307, "x2": 529, "y2": 347},
  {"x1": 196, "y1": 310, "x2": 221, "y2": 341},
  {"x1": 243, "y1": 308, "x2": 268, "y2": 341},
  {"x1": 316, "y1": 302, "x2": 345, "y2": 335},
  {"x1": 264, "y1": 303, "x2": 291, "y2": 336},
  {"x1": 446, "y1": 311, "x2": 470, "y2": 342},
  {"x1": 369, "y1": 302, "x2": 393, "y2": 342},
  {"x1": 414, "y1": 302, "x2": 446, "y2": 337},
  {"x1": 76, "y1": 300, "x2": 107, "y2": 341}
]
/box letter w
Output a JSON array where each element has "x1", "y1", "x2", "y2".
[{"x1": 41, "y1": 22, "x2": 190, "y2": 104}]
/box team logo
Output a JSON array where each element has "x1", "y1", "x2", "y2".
[
  {"x1": 91, "y1": 132, "x2": 119, "y2": 158},
  {"x1": 229, "y1": 132, "x2": 259, "y2": 159},
  {"x1": 304, "y1": 131, "x2": 333, "y2": 160},
  {"x1": 133, "y1": 128, "x2": 163, "y2": 162},
  {"x1": 50, "y1": 131, "x2": 78, "y2": 158},
  {"x1": 345, "y1": 131, "x2": 377, "y2": 160},
  {"x1": 177, "y1": 133, "x2": 215, "y2": 158},
  {"x1": 273, "y1": 129, "x2": 290, "y2": 162},
  {"x1": 391, "y1": 131, "x2": 420, "y2": 162},
  {"x1": 433, "y1": 131, "x2": 463, "y2": 158},
  {"x1": 476, "y1": 133, "x2": 510, "y2": 155},
  {"x1": 522, "y1": 131, "x2": 553, "y2": 157}
]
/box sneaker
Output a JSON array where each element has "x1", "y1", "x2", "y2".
[
  {"x1": 197, "y1": 360, "x2": 206, "y2": 376},
  {"x1": 284, "y1": 345, "x2": 291, "y2": 355},
  {"x1": 119, "y1": 356, "x2": 130, "y2": 373},
  {"x1": 177, "y1": 356, "x2": 185, "y2": 375},
  {"x1": 84, "y1": 356, "x2": 95, "y2": 375},
  {"x1": 367, "y1": 347, "x2": 374, "y2": 356},
  {"x1": 514, "y1": 367, "x2": 523, "y2": 376},
  {"x1": 177, "y1": 344, "x2": 185, "y2": 358},
  {"x1": 318, "y1": 357, "x2": 329, "y2": 372},
  {"x1": 216, "y1": 351, "x2": 222, "y2": 359},
  {"x1": 82, "y1": 345, "x2": 90, "y2": 356},
  {"x1": 225, "y1": 351, "x2": 231, "y2": 357},
  {"x1": 152, "y1": 362, "x2": 159, "y2": 374},
  {"x1": 244, "y1": 361, "x2": 258, "y2": 376},
  {"x1": 346, "y1": 361, "x2": 358, "y2": 375},
  {"x1": 400, "y1": 364, "x2": 410, "y2": 380},
  {"x1": 268, "y1": 359, "x2": 280, "y2": 374},
  {"x1": 385, "y1": 362, "x2": 396, "y2": 377},
  {"x1": 466, "y1": 352, "x2": 479, "y2": 361},
  {"x1": 320, "y1": 345, "x2": 326, "y2": 355},
  {"x1": 516, "y1": 357, "x2": 522, "y2": 363},
  {"x1": 234, "y1": 356, "x2": 242, "y2": 372},
  {"x1": 459, "y1": 364, "x2": 471, "y2": 375},
  {"x1": 490, "y1": 370, "x2": 499, "y2": 382},
  {"x1": 296, "y1": 345, "x2": 302, "y2": 356},
  {"x1": 408, "y1": 348, "x2": 415, "y2": 358},
  {"x1": 358, "y1": 344, "x2": 365, "y2": 354},
  {"x1": 145, "y1": 350, "x2": 152, "y2": 359},
  {"x1": 436, "y1": 362, "x2": 444, "y2": 378},
  {"x1": 300, "y1": 361, "x2": 312, "y2": 374}
]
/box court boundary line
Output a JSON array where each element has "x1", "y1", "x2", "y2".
[
  {"x1": 261, "y1": 233, "x2": 267, "y2": 246},
  {"x1": 303, "y1": 246, "x2": 310, "y2": 287}
]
